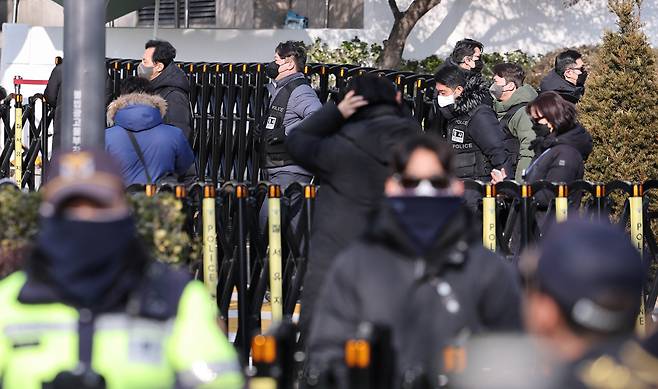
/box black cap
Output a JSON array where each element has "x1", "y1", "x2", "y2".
[
  {"x1": 535, "y1": 219, "x2": 644, "y2": 333},
  {"x1": 40, "y1": 149, "x2": 126, "y2": 216}
]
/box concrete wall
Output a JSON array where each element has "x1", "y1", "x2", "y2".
[{"x1": 2, "y1": 0, "x2": 658, "y2": 96}]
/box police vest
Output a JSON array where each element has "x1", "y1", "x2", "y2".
[
  {"x1": 447, "y1": 106, "x2": 492, "y2": 180},
  {"x1": 261, "y1": 78, "x2": 309, "y2": 169},
  {"x1": 0, "y1": 264, "x2": 243, "y2": 389}
]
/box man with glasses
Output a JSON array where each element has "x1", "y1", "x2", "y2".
[
  {"x1": 306, "y1": 134, "x2": 521, "y2": 387},
  {"x1": 540, "y1": 49, "x2": 589, "y2": 104}
]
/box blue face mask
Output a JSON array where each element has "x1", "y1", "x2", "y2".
[
  {"x1": 37, "y1": 216, "x2": 136, "y2": 307},
  {"x1": 387, "y1": 196, "x2": 463, "y2": 255}
]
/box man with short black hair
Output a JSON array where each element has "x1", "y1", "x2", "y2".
[
  {"x1": 433, "y1": 64, "x2": 512, "y2": 185},
  {"x1": 539, "y1": 49, "x2": 588, "y2": 104},
  {"x1": 491, "y1": 63, "x2": 538, "y2": 180},
  {"x1": 430, "y1": 39, "x2": 492, "y2": 139},
  {"x1": 139, "y1": 40, "x2": 192, "y2": 139},
  {"x1": 260, "y1": 41, "x2": 321, "y2": 183}
]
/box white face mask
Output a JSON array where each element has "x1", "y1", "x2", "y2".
[{"x1": 436, "y1": 94, "x2": 455, "y2": 108}]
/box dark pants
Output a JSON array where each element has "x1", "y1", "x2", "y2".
[{"x1": 260, "y1": 168, "x2": 313, "y2": 243}]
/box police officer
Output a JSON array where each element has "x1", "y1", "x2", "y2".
[
  {"x1": 434, "y1": 64, "x2": 512, "y2": 184},
  {"x1": 521, "y1": 219, "x2": 650, "y2": 388},
  {"x1": 0, "y1": 150, "x2": 243, "y2": 388},
  {"x1": 260, "y1": 40, "x2": 322, "y2": 189},
  {"x1": 306, "y1": 134, "x2": 521, "y2": 387}
]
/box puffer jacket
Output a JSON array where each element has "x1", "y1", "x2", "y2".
[{"x1": 105, "y1": 93, "x2": 194, "y2": 186}]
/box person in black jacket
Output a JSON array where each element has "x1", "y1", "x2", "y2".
[
  {"x1": 539, "y1": 50, "x2": 588, "y2": 104},
  {"x1": 428, "y1": 39, "x2": 492, "y2": 139},
  {"x1": 491, "y1": 91, "x2": 592, "y2": 208},
  {"x1": 286, "y1": 74, "x2": 422, "y2": 340},
  {"x1": 138, "y1": 40, "x2": 192, "y2": 140},
  {"x1": 306, "y1": 134, "x2": 522, "y2": 387},
  {"x1": 44, "y1": 60, "x2": 114, "y2": 151},
  {"x1": 435, "y1": 64, "x2": 512, "y2": 183}
]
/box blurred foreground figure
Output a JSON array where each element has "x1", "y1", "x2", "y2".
[
  {"x1": 521, "y1": 219, "x2": 654, "y2": 388},
  {"x1": 306, "y1": 134, "x2": 521, "y2": 387},
  {"x1": 0, "y1": 150, "x2": 242, "y2": 388}
]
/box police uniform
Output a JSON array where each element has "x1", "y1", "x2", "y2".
[{"x1": 0, "y1": 150, "x2": 243, "y2": 389}]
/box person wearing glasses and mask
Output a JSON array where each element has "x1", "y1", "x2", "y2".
[
  {"x1": 491, "y1": 91, "x2": 592, "y2": 209},
  {"x1": 306, "y1": 134, "x2": 522, "y2": 387},
  {"x1": 539, "y1": 49, "x2": 589, "y2": 104}
]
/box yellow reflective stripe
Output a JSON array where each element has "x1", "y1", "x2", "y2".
[{"x1": 176, "y1": 360, "x2": 242, "y2": 387}]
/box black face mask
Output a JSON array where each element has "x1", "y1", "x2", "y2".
[
  {"x1": 387, "y1": 196, "x2": 462, "y2": 255},
  {"x1": 576, "y1": 69, "x2": 588, "y2": 87},
  {"x1": 37, "y1": 216, "x2": 136, "y2": 307},
  {"x1": 265, "y1": 61, "x2": 280, "y2": 79},
  {"x1": 472, "y1": 59, "x2": 484, "y2": 74},
  {"x1": 531, "y1": 121, "x2": 552, "y2": 137}
]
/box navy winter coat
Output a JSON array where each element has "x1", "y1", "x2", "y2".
[{"x1": 105, "y1": 93, "x2": 194, "y2": 186}]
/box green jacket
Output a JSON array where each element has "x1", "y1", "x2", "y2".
[
  {"x1": 0, "y1": 270, "x2": 244, "y2": 389},
  {"x1": 493, "y1": 84, "x2": 538, "y2": 181}
]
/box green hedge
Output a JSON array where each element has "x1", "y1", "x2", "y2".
[{"x1": 0, "y1": 187, "x2": 200, "y2": 277}]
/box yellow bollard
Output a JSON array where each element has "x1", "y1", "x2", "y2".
[
  {"x1": 13, "y1": 94, "x2": 23, "y2": 184},
  {"x1": 482, "y1": 184, "x2": 496, "y2": 252},
  {"x1": 202, "y1": 184, "x2": 219, "y2": 301},
  {"x1": 629, "y1": 184, "x2": 645, "y2": 336},
  {"x1": 267, "y1": 184, "x2": 284, "y2": 322},
  {"x1": 555, "y1": 184, "x2": 568, "y2": 223}
]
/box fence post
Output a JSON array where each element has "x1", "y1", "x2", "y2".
[
  {"x1": 520, "y1": 184, "x2": 533, "y2": 250},
  {"x1": 346, "y1": 339, "x2": 371, "y2": 389},
  {"x1": 236, "y1": 183, "x2": 250, "y2": 363},
  {"x1": 629, "y1": 183, "x2": 645, "y2": 336},
  {"x1": 268, "y1": 184, "x2": 284, "y2": 323},
  {"x1": 202, "y1": 183, "x2": 219, "y2": 302},
  {"x1": 251, "y1": 335, "x2": 278, "y2": 388},
  {"x1": 482, "y1": 183, "x2": 496, "y2": 252},
  {"x1": 13, "y1": 92, "x2": 22, "y2": 185},
  {"x1": 555, "y1": 184, "x2": 568, "y2": 223},
  {"x1": 595, "y1": 183, "x2": 606, "y2": 220}
]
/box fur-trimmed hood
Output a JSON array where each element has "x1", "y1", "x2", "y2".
[
  {"x1": 106, "y1": 93, "x2": 168, "y2": 128},
  {"x1": 453, "y1": 72, "x2": 492, "y2": 116}
]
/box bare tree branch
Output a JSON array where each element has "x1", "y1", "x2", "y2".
[{"x1": 388, "y1": 0, "x2": 403, "y2": 20}]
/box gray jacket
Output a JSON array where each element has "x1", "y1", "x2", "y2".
[{"x1": 266, "y1": 72, "x2": 322, "y2": 175}]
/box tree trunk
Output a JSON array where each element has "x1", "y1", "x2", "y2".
[{"x1": 376, "y1": 0, "x2": 443, "y2": 69}]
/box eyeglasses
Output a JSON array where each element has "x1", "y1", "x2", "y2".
[
  {"x1": 395, "y1": 174, "x2": 451, "y2": 189},
  {"x1": 567, "y1": 66, "x2": 584, "y2": 74}
]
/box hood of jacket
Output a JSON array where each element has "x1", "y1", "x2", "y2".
[
  {"x1": 494, "y1": 84, "x2": 538, "y2": 114},
  {"x1": 453, "y1": 72, "x2": 491, "y2": 116},
  {"x1": 540, "y1": 70, "x2": 583, "y2": 96},
  {"x1": 150, "y1": 63, "x2": 191, "y2": 94},
  {"x1": 533, "y1": 123, "x2": 593, "y2": 161},
  {"x1": 107, "y1": 93, "x2": 168, "y2": 130},
  {"x1": 342, "y1": 103, "x2": 421, "y2": 165},
  {"x1": 365, "y1": 200, "x2": 478, "y2": 275}
]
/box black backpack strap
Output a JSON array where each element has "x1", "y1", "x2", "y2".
[
  {"x1": 499, "y1": 103, "x2": 527, "y2": 136},
  {"x1": 124, "y1": 129, "x2": 153, "y2": 185}
]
